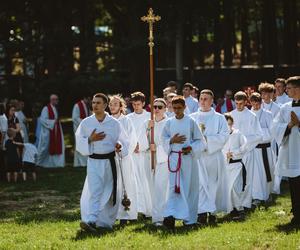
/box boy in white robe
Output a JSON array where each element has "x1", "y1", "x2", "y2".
[
  {"x1": 142, "y1": 98, "x2": 169, "y2": 226},
  {"x1": 37, "y1": 94, "x2": 65, "y2": 168},
  {"x1": 127, "y1": 92, "x2": 152, "y2": 217},
  {"x1": 223, "y1": 113, "x2": 247, "y2": 219},
  {"x1": 272, "y1": 76, "x2": 300, "y2": 226},
  {"x1": 161, "y1": 96, "x2": 207, "y2": 229},
  {"x1": 72, "y1": 97, "x2": 90, "y2": 167},
  {"x1": 250, "y1": 93, "x2": 275, "y2": 204},
  {"x1": 258, "y1": 82, "x2": 281, "y2": 193},
  {"x1": 182, "y1": 83, "x2": 199, "y2": 113},
  {"x1": 231, "y1": 91, "x2": 263, "y2": 209},
  {"x1": 77, "y1": 93, "x2": 129, "y2": 232},
  {"x1": 190, "y1": 89, "x2": 229, "y2": 224},
  {"x1": 274, "y1": 78, "x2": 292, "y2": 106},
  {"x1": 109, "y1": 95, "x2": 138, "y2": 225}
]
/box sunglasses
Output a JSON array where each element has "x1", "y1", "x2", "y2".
[{"x1": 153, "y1": 105, "x2": 164, "y2": 110}]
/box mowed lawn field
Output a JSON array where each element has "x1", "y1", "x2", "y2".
[{"x1": 0, "y1": 168, "x2": 299, "y2": 249}]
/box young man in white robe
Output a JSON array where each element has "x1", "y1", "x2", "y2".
[
  {"x1": 274, "y1": 78, "x2": 292, "y2": 106},
  {"x1": 223, "y1": 113, "x2": 247, "y2": 219},
  {"x1": 15, "y1": 100, "x2": 29, "y2": 143},
  {"x1": 258, "y1": 82, "x2": 281, "y2": 194},
  {"x1": 77, "y1": 93, "x2": 129, "y2": 232},
  {"x1": 231, "y1": 91, "x2": 263, "y2": 209},
  {"x1": 161, "y1": 95, "x2": 207, "y2": 229},
  {"x1": 272, "y1": 76, "x2": 300, "y2": 226},
  {"x1": 109, "y1": 95, "x2": 138, "y2": 225},
  {"x1": 142, "y1": 98, "x2": 169, "y2": 226},
  {"x1": 249, "y1": 93, "x2": 275, "y2": 204},
  {"x1": 37, "y1": 94, "x2": 65, "y2": 168},
  {"x1": 190, "y1": 89, "x2": 230, "y2": 224},
  {"x1": 72, "y1": 97, "x2": 91, "y2": 167},
  {"x1": 182, "y1": 83, "x2": 199, "y2": 113},
  {"x1": 126, "y1": 92, "x2": 152, "y2": 217}
]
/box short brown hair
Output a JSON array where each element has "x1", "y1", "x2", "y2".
[
  {"x1": 275, "y1": 78, "x2": 286, "y2": 86},
  {"x1": 224, "y1": 113, "x2": 234, "y2": 123},
  {"x1": 200, "y1": 89, "x2": 214, "y2": 98},
  {"x1": 130, "y1": 91, "x2": 145, "y2": 103},
  {"x1": 93, "y1": 93, "x2": 108, "y2": 104},
  {"x1": 249, "y1": 92, "x2": 262, "y2": 103},
  {"x1": 171, "y1": 95, "x2": 185, "y2": 106},
  {"x1": 258, "y1": 82, "x2": 275, "y2": 93},
  {"x1": 286, "y1": 76, "x2": 300, "y2": 87},
  {"x1": 234, "y1": 91, "x2": 247, "y2": 101},
  {"x1": 183, "y1": 83, "x2": 194, "y2": 90}
]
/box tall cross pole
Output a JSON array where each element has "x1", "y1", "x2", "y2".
[{"x1": 141, "y1": 8, "x2": 161, "y2": 171}]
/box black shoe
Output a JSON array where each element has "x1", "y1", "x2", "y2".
[
  {"x1": 120, "y1": 219, "x2": 128, "y2": 226},
  {"x1": 197, "y1": 213, "x2": 207, "y2": 225},
  {"x1": 163, "y1": 216, "x2": 175, "y2": 230},
  {"x1": 290, "y1": 217, "x2": 300, "y2": 226},
  {"x1": 230, "y1": 209, "x2": 243, "y2": 221},
  {"x1": 80, "y1": 221, "x2": 98, "y2": 233},
  {"x1": 208, "y1": 214, "x2": 217, "y2": 224}
]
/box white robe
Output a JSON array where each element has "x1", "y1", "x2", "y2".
[
  {"x1": 127, "y1": 110, "x2": 152, "y2": 216},
  {"x1": 141, "y1": 116, "x2": 169, "y2": 223},
  {"x1": 161, "y1": 115, "x2": 207, "y2": 224},
  {"x1": 37, "y1": 104, "x2": 65, "y2": 168},
  {"x1": 190, "y1": 109, "x2": 230, "y2": 213},
  {"x1": 275, "y1": 93, "x2": 292, "y2": 106},
  {"x1": 185, "y1": 96, "x2": 199, "y2": 113},
  {"x1": 15, "y1": 111, "x2": 29, "y2": 143},
  {"x1": 262, "y1": 101, "x2": 280, "y2": 118},
  {"x1": 0, "y1": 114, "x2": 7, "y2": 148},
  {"x1": 251, "y1": 109, "x2": 275, "y2": 201},
  {"x1": 116, "y1": 114, "x2": 138, "y2": 220},
  {"x1": 72, "y1": 101, "x2": 90, "y2": 167},
  {"x1": 231, "y1": 108, "x2": 263, "y2": 208},
  {"x1": 223, "y1": 129, "x2": 247, "y2": 213},
  {"x1": 77, "y1": 113, "x2": 129, "y2": 228},
  {"x1": 272, "y1": 102, "x2": 300, "y2": 178}
]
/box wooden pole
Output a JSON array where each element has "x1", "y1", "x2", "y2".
[{"x1": 141, "y1": 8, "x2": 160, "y2": 171}]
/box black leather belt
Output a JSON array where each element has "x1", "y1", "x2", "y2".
[
  {"x1": 229, "y1": 159, "x2": 246, "y2": 192},
  {"x1": 89, "y1": 152, "x2": 117, "y2": 205},
  {"x1": 256, "y1": 143, "x2": 272, "y2": 182}
]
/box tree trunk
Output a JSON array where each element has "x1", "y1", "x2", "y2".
[
  {"x1": 240, "y1": 0, "x2": 251, "y2": 65},
  {"x1": 213, "y1": 0, "x2": 221, "y2": 67},
  {"x1": 223, "y1": 0, "x2": 234, "y2": 66}
]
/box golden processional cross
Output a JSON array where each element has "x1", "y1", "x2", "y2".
[{"x1": 141, "y1": 8, "x2": 161, "y2": 171}]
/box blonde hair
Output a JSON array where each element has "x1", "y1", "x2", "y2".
[{"x1": 109, "y1": 94, "x2": 127, "y2": 115}]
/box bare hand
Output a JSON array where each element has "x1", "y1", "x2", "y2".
[
  {"x1": 115, "y1": 143, "x2": 122, "y2": 152},
  {"x1": 89, "y1": 129, "x2": 106, "y2": 143},
  {"x1": 291, "y1": 111, "x2": 299, "y2": 126},
  {"x1": 150, "y1": 143, "x2": 156, "y2": 152},
  {"x1": 227, "y1": 152, "x2": 233, "y2": 160},
  {"x1": 170, "y1": 133, "x2": 186, "y2": 144},
  {"x1": 148, "y1": 120, "x2": 154, "y2": 130},
  {"x1": 134, "y1": 143, "x2": 139, "y2": 153}
]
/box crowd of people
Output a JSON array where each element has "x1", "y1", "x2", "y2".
[{"x1": 0, "y1": 76, "x2": 299, "y2": 231}]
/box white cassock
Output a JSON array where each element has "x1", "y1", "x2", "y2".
[
  {"x1": 161, "y1": 115, "x2": 207, "y2": 224},
  {"x1": 223, "y1": 129, "x2": 247, "y2": 213},
  {"x1": 262, "y1": 101, "x2": 280, "y2": 118},
  {"x1": 251, "y1": 109, "x2": 275, "y2": 201},
  {"x1": 275, "y1": 93, "x2": 292, "y2": 106},
  {"x1": 127, "y1": 110, "x2": 152, "y2": 216},
  {"x1": 185, "y1": 96, "x2": 199, "y2": 113},
  {"x1": 77, "y1": 113, "x2": 129, "y2": 228},
  {"x1": 0, "y1": 114, "x2": 8, "y2": 147},
  {"x1": 141, "y1": 116, "x2": 169, "y2": 223},
  {"x1": 231, "y1": 108, "x2": 263, "y2": 208},
  {"x1": 116, "y1": 114, "x2": 138, "y2": 220},
  {"x1": 272, "y1": 102, "x2": 300, "y2": 178},
  {"x1": 15, "y1": 111, "x2": 29, "y2": 143},
  {"x1": 190, "y1": 109, "x2": 229, "y2": 213},
  {"x1": 72, "y1": 101, "x2": 90, "y2": 167},
  {"x1": 37, "y1": 105, "x2": 65, "y2": 168}
]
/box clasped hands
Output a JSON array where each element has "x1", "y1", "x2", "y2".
[{"x1": 288, "y1": 111, "x2": 300, "y2": 129}]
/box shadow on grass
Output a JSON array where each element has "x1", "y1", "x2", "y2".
[
  {"x1": 73, "y1": 226, "x2": 118, "y2": 240},
  {"x1": 274, "y1": 223, "x2": 300, "y2": 234}
]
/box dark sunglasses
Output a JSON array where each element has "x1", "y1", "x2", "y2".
[{"x1": 153, "y1": 105, "x2": 164, "y2": 110}]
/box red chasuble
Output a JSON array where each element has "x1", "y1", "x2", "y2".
[
  {"x1": 77, "y1": 100, "x2": 88, "y2": 119},
  {"x1": 216, "y1": 98, "x2": 233, "y2": 113},
  {"x1": 47, "y1": 104, "x2": 63, "y2": 155}
]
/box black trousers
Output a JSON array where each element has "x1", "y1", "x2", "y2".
[{"x1": 289, "y1": 175, "x2": 300, "y2": 219}]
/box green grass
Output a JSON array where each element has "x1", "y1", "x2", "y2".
[{"x1": 0, "y1": 168, "x2": 299, "y2": 249}]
